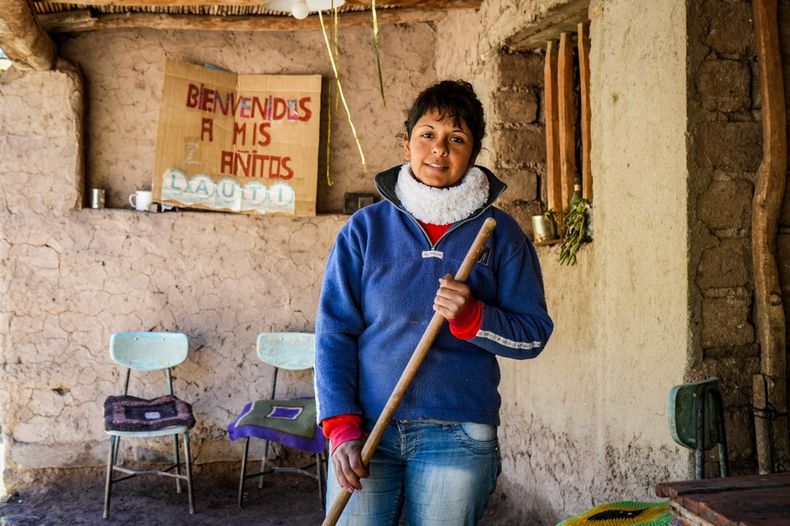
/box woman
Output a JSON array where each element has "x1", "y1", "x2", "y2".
[{"x1": 316, "y1": 80, "x2": 553, "y2": 526}]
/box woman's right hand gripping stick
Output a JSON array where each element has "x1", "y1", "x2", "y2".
[{"x1": 332, "y1": 438, "x2": 369, "y2": 493}]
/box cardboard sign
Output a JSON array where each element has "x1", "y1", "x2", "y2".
[{"x1": 153, "y1": 60, "x2": 321, "y2": 216}]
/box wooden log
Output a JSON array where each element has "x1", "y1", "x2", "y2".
[
  {"x1": 35, "y1": 0, "x2": 480, "y2": 8},
  {"x1": 0, "y1": 0, "x2": 56, "y2": 70},
  {"x1": 346, "y1": 0, "x2": 481, "y2": 7},
  {"x1": 751, "y1": 0, "x2": 789, "y2": 474},
  {"x1": 753, "y1": 374, "x2": 773, "y2": 473},
  {"x1": 39, "y1": 7, "x2": 437, "y2": 32},
  {"x1": 578, "y1": 22, "x2": 592, "y2": 202},
  {"x1": 504, "y1": 0, "x2": 589, "y2": 53},
  {"x1": 544, "y1": 41, "x2": 562, "y2": 215},
  {"x1": 557, "y1": 32, "x2": 576, "y2": 212}
]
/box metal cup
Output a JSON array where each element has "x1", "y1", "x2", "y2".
[
  {"x1": 531, "y1": 214, "x2": 558, "y2": 244},
  {"x1": 89, "y1": 188, "x2": 106, "y2": 209}
]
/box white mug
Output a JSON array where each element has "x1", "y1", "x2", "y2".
[{"x1": 129, "y1": 190, "x2": 153, "y2": 211}]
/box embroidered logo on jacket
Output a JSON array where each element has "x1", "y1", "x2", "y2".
[
  {"x1": 422, "y1": 250, "x2": 443, "y2": 259},
  {"x1": 477, "y1": 247, "x2": 491, "y2": 266}
]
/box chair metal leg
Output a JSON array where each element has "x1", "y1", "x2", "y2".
[
  {"x1": 183, "y1": 432, "x2": 195, "y2": 515},
  {"x1": 316, "y1": 452, "x2": 324, "y2": 508},
  {"x1": 173, "y1": 433, "x2": 182, "y2": 494},
  {"x1": 103, "y1": 436, "x2": 118, "y2": 519},
  {"x1": 258, "y1": 440, "x2": 270, "y2": 489},
  {"x1": 238, "y1": 437, "x2": 250, "y2": 508},
  {"x1": 695, "y1": 390, "x2": 705, "y2": 479},
  {"x1": 712, "y1": 389, "x2": 730, "y2": 477},
  {"x1": 112, "y1": 435, "x2": 121, "y2": 467}
]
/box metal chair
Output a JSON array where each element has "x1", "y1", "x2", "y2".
[
  {"x1": 103, "y1": 332, "x2": 195, "y2": 519},
  {"x1": 668, "y1": 377, "x2": 729, "y2": 479},
  {"x1": 228, "y1": 332, "x2": 327, "y2": 507}
]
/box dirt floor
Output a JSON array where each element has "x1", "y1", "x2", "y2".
[{"x1": 0, "y1": 466, "x2": 511, "y2": 526}]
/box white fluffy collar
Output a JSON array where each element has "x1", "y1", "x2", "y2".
[{"x1": 394, "y1": 163, "x2": 489, "y2": 225}]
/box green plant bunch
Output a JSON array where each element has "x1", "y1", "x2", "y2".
[
  {"x1": 543, "y1": 208, "x2": 558, "y2": 223},
  {"x1": 559, "y1": 195, "x2": 592, "y2": 265}
]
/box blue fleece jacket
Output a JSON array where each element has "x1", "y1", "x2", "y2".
[{"x1": 315, "y1": 165, "x2": 553, "y2": 426}]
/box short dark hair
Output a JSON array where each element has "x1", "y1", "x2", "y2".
[{"x1": 405, "y1": 80, "x2": 486, "y2": 156}]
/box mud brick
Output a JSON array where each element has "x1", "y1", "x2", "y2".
[
  {"x1": 697, "y1": 237, "x2": 751, "y2": 289},
  {"x1": 701, "y1": 295, "x2": 755, "y2": 348},
  {"x1": 697, "y1": 178, "x2": 753, "y2": 230},
  {"x1": 499, "y1": 52, "x2": 544, "y2": 88},
  {"x1": 695, "y1": 59, "x2": 751, "y2": 112},
  {"x1": 702, "y1": 0, "x2": 755, "y2": 56},
  {"x1": 495, "y1": 89, "x2": 539, "y2": 124},
  {"x1": 494, "y1": 126, "x2": 546, "y2": 165},
  {"x1": 695, "y1": 121, "x2": 761, "y2": 170}
]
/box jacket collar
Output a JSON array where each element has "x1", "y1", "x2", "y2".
[{"x1": 374, "y1": 164, "x2": 507, "y2": 214}]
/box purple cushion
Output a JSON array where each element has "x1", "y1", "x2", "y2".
[
  {"x1": 228, "y1": 400, "x2": 326, "y2": 454},
  {"x1": 104, "y1": 394, "x2": 195, "y2": 432}
]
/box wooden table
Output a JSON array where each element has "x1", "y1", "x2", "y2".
[{"x1": 656, "y1": 473, "x2": 790, "y2": 526}]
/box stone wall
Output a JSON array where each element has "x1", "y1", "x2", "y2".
[
  {"x1": 0, "y1": 24, "x2": 437, "y2": 489},
  {"x1": 492, "y1": 51, "x2": 546, "y2": 230},
  {"x1": 686, "y1": 0, "x2": 788, "y2": 476}
]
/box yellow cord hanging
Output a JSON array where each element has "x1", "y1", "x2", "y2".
[{"x1": 319, "y1": 9, "x2": 368, "y2": 174}]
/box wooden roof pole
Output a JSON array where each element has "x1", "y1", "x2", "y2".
[
  {"x1": 578, "y1": 22, "x2": 592, "y2": 202},
  {"x1": 40, "y1": 8, "x2": 437, "y2": 33},
  {"x1": 0, "y1": 0, "x2": 56, "y2": 70},
  {"x1": 557, "y1": 32, "x2": 576, "y2": 213},
  {"x1": 751, "y1": 0, "x2": 789, "y2": 474},
  {"x1": 544, "y1": 40, "x2": 562, "y2": 217}
]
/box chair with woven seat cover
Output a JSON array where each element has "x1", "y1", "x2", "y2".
[
  {"x1": 228, "y1": 332, "x2": 327, "y2": 508},
  {"x1": 103, "y1": 331, "x2": 196, "y2": 519}
]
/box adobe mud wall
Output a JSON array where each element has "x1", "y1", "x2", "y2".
[{"x1": 0, "y1": 25, "x2": 437, "y2": 489}]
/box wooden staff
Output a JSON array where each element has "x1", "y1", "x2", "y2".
[
  {"x1": 322, "y1": 217, "x2": 497, "y2": 526},
  {"x1": 751, "y1": 0, "x2": 788, "y2": 474}
]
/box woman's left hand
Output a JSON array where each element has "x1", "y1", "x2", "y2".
[{"x1": 434, "y1": 273, "x2": 473, "y2": 320}]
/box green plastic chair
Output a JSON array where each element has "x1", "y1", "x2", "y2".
[
  {"x1": 228, "y1": 332, "x2": 327, "y2": 508},
  {"x1": 668, "y1": 377, "x2": 729, "y2": 479},
  {"x1": 103, "y1": 332, "x2": 195, "y2": 519}
]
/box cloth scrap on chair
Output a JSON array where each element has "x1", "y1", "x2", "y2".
[
  {"x1": 104, "y1": 394, "x2": 195, "y2": 432},
  {"x1": 234, "y1": 399, "x2": 317, "y2": 438},
  {"x1": 556, "y1": 501, "x2": 672, "y2": 526},
  {"x1": 227, "y1": 400, "x2": 325, "y2": 454}
]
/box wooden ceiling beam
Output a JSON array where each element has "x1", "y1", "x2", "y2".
[
  {"x1": 39, "y1": 8, "x2": 438, "y2": 32},
  {"x1": 0, "y1": 0, "x2": 56, "y2": 70},
  {"x1": 345, "y1": 0, "x2": 480, "y2": 7},
  {"x1": 504, "y1": 0, "x2": 588, "y2": 52},
  {"x1": 34, "y1": 0, "x2": 480, "y2": 8}
]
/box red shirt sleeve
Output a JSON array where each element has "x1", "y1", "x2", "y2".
[
  {"x1": 322, "y1": 414, "x2": 363, "y2": 453},
  {"x1": 449, "y1": 298, "x2": 483, "y2": 340}
]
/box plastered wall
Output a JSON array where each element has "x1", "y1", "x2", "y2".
[
  {"x1": 0, "y1": 24, "x2": 437, "y2": 489},
  {"x1": 436, "y1": 0, "x2": 691, "y2": 522}
]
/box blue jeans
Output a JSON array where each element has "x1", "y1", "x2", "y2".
[{"x1": 326, "y1": 420, "x2": 501, "y2": 526}]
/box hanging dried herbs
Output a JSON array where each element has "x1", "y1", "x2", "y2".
[{"x1": 558, "y1": 191, "x2": 592, "y2": 266}]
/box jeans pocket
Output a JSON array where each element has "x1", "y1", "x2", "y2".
[{"x1": 451, "y1": 422, "x2": 498, "y2": 454}]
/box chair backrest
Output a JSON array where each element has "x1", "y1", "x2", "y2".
[
  {"x1": 257, "y1": 332, "x2": 315, "y2": 371},
  {"x1": 110, "y1": 332, "x2": 189, "y2": 371},
  {"x1": 668, "y1": 377, "x2": 724, "y2": 451}
]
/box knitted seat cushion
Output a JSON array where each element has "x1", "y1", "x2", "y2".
[
  {"x1": 104, "y1": 394, "x2": 195, "y2": 432},
  {"x1": 557, "y1": 501, "x2": 672, "y2": 526},
  {"x1": 227, "y1": 399, "x2": 325, "y2": 454}
]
